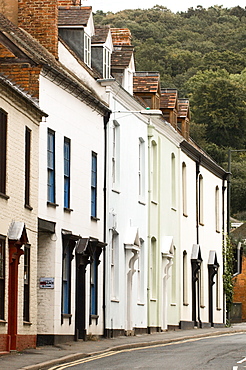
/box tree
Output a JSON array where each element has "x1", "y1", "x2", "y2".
[{"x1": 185, "y1": 69, "x2": 246, "y2": 148}]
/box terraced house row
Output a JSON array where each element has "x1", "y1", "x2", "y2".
[{"x1": 0, "y1": 0, "x2": 228, "y2": 352}]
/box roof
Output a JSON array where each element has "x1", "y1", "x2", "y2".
[
  {"x1": 110, "y1": 28, "x2": 132, "y2": 46},
  {"x1": 160, "y1": 89, "x2": 178, "y2": 109},
  {"x1": 0, "y1": 12, "x2": 109, "y2": 115},
  {"x1": 92, "y1": 26, "x2": 110, "y2": 44},
  {"x1": 0, "y1": 73, "x2": 47, "y2": 117},
  {"x1": 58, "y1": 6, "x2": 92, "y2": 27},
  {"x1": 111, "y1": 46, "x2": 134, "y2": 68},
  {"x1": 133, "y1": 72, "x2": 160, "y2": 94},
  {"x1": 178, "y1": 98, "x2": 190, "y2": 119}
]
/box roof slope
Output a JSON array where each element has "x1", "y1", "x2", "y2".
[{"x1": 0, "y1": 12, "x2": 109, "y2": 114}]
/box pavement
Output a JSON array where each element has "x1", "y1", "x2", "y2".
[{"x1": 1, "y1": 323, "x2": 246, "y2": 370}]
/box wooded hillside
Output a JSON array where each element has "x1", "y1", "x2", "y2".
[{"x1": 94, "y1": 5, "x2": 246, "y2": 218}]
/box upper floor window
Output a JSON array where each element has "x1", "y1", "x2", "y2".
[
  {"x1": 0, "y1": 109, "x2": 7, "y2": 196},
  {"x1": 199, "y1": 174, "x2": 204, "y2": 225},
  {"x1": 84, "y1": 33, "x2": 91, "y2": 67},
  {"x1": 171, "y1": 153, "x2": 176, "y2": 209},
  {"x1": 47, "y1": 129, "x2": 55, "y2": 203},
  {"x1": 182, "y1": 162, "x2": 187, "y2": 216},
  {"x1": 91, "y1": 152, "x2": 97, "y2": 218},
  {"x1": 151, "y1": 140, "x2": 157, "y2": 202},
  {"x1": 64, "y1": 138, "x2": 71, "y2": 209},
  {"x1": 112, "y1": 121, "x2": 120, "y2": 188},
  {"x1": 103, "y1": 48, "x2": 111, "y2": 79},
  {"x1": 215, "y1": 186, "x2": 220, "y2": 232},
  {"x1": 138, "y1": 138, "x2": 145, "y2": 199},
  {"x1": 25, "y1": 127, "x2": 31, "y2": 208}
]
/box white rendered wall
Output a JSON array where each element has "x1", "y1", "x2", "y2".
[{"x1": 37, "y1": 75, "x2": 105, "y2": 337}]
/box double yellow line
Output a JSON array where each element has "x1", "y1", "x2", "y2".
[{"x1": 48, "y1": 332, "x2": 245, "y2": 370}]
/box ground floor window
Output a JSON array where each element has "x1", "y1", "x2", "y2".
[
  {"x1": 0, "y1": 236, "x2": 5, "y2": 320},
  {"x1": 23, "y1": 245, "x2": 30, "y2": 322},
  {"x1": 90, "y1": 258, "x2": 98, "y2": 316}
]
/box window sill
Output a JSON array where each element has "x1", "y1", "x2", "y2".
[
  {"x1": 183, "y1": 303, "x2": 189, "y2": 306},
  {"x1": 151, "y1": 200, "x2": 158, "y2": 205},
  {"x1": 199, "y1": 222, "x2": 204, "y2": 226},
  {"x1": 47, "y1": 201, "x2": 59, "y2": 208},
  {"x1": 0, "y1": 319, "x2": 7, "y2": 325},
  {"x1": 150, "y1": 298, "x2": 157, "y2": 302},
  {"x1": 90, "y1": 314, "x2": 99, "y2": 320},
  {"x1": 171, "y1": 207, "x2": 177, "y2": 212},
  {"x1": 23, "y1": 321, "x2": 32, "y2": 326},
  {"x1": 111, "y1": 298, "x2": 120, "y2": 303},
  {"x1": 170, "y1": 303, "x2": 176, "y2": 306},
  {"x1": 137, "y1": 302, "x2": 145, "y2": 306},
  {"x1": 138, "y1": 200, "x2": 146, "y2": 206},
  {"x1": 183, "y1": 213, "x2": 188, "y2": 218},
  {"x1": 216, "y1": 229, "x2": 220, "y2": 233},
  {"x1": 91, "y1": 216, "x2": 100, "y2": 221},
  {"x1": 25, "y1": 204, "x2": 33, "y2": 211},
  {"x1": 216, "y1": 308, "x2": 222, "y2": 311},
  {"x1": 64, "y1": 207, "x2": 73, "y2": 213},
  {"x1": 62, "y1": 313, "x2": 72, "y2": 319},
  {"x1": 200, "y1": 305, "x2": 205, "y2": 309},
  {"x1": 112, "y1": 188, "x2": 121, "y2": 194},
  {"x1": 0, "y1": 192, "x2": 9, "y2": 200}
]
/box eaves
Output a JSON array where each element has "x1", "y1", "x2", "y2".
[
  {"x1": 41, "y1": 64, "x2": 110, "y2": 116},
  {"x1": 181, "y1": 140, "x2": 228, "y2": 179},
  {"x1": 0, "y1": 74, "x2": 47, "y2": 121}
]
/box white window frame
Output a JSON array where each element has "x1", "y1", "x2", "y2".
[{"x1": 84, "y1": 33, "x2": 91, "y2": 67}]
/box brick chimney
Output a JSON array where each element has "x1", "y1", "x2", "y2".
[
  {"x1": 18, "y1": 0, "x2": 58, "y2": 58},
  {"x1": 0, "y1": 0, "x2": 18, "y2": 25},
  {"x1": 110, "y1": 29, "x2": 132, "y2": 46},
  {"x1": 58, "y1": 0, "x2": 82, "y2": 5}
]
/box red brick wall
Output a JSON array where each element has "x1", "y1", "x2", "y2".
[
  {"x1": 0, "y1": 64, "x2": 41, "y2": 98},
  {"x1": 233, "y1": 255, "x2": 246, "y2": 321},
  {"x1": 18, "y1": 0, "x2": 58, "y2": 58},
  {"x1": 0, "y1": 335, "x2": 9, "y2": 353},
  {"x1": 58, "y1": 0, "x2": 81, "y2": 5},
  {"x1": 16, "y1": 335, "x2": 36, "y2": 351}
]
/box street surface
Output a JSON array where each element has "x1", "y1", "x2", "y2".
[{"x1": 48, "y1": 333, "x2": 246, "y2": 370}]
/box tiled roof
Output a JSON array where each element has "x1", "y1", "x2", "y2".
[
  {"x1": 133, "y1": 72, "x2": 160, "y2": 93},
  {"x1": 58, "y1": 6, "x2": 92, "y2": 27},
  {"x1": 178, "y1": 98, "x2": 190, "y2": 118},
  {"x1": 160, "y1": 89, "x2": 178, "y2": 109},
  {"x1": 0, "y1": 13, "x2": 109, "y2": 114},
  {"x1": 111, "y1": 28, "x2": 132, "y2": 46},
  {"x1": 92, "y1": 26, "x2": 110, "y2": 44},
  {"x1": 111, "y1": 46, "x2": 134, "y2": 68},
  {"x1": 0, "y1": 73, "x2": 47, "y2": 116}
]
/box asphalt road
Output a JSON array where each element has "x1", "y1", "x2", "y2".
[{"x1": 48, "y1": 333, "x2": 246, "y2": 370}]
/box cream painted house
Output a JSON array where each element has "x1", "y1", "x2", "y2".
[{"x1": 0, "y1": 74, "x2": 46, "y2": 352}]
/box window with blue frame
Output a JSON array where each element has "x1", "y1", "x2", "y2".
[
  {"x1": 64, "y1": 138, "x2": 70, "y2": 209},
  {"x1": 47, "y1": 129, "x2": 55, "y2": 203},
  {"x1": 90, "y1": 258, "x2": 98, "y2": 316},
  {"x1": 62, "y1": 238, "x2": 72, "y2": 316},
  {"x1": 91, "y1": 152, "x2": 97, "y2": 218}
]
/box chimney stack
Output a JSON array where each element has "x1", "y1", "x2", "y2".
[
  {"x1": 0, "y1": 0, "x2": 18, "y2": 24},
  {"x1": 18, "y1": 0, "x2": 58, "y2": 58}
]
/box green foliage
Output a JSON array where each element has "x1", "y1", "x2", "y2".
[
  {"x1": 185, "y1": 69, "x2": 246, "y2": 149},
  {"x1": 223, "y1": 236, "x2": 235, "y2": 322}
]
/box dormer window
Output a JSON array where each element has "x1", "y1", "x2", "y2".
[
  {"x1": 84, "y1": 33, "x2": 91, "y2": 67},
  {"x1": 103, "y1": 48, "x2": 111, "y2": 79}
]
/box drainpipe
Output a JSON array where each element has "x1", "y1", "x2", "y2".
[
  {"x1": 103, "y1": 112, "x2": 111, "y2": 338},
  {"x1": 196, "y1": 161, "x2": 200, "y2": 245},
  {"x1": 195, "y1": 160, "x2": 202, "y2": 327}
]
